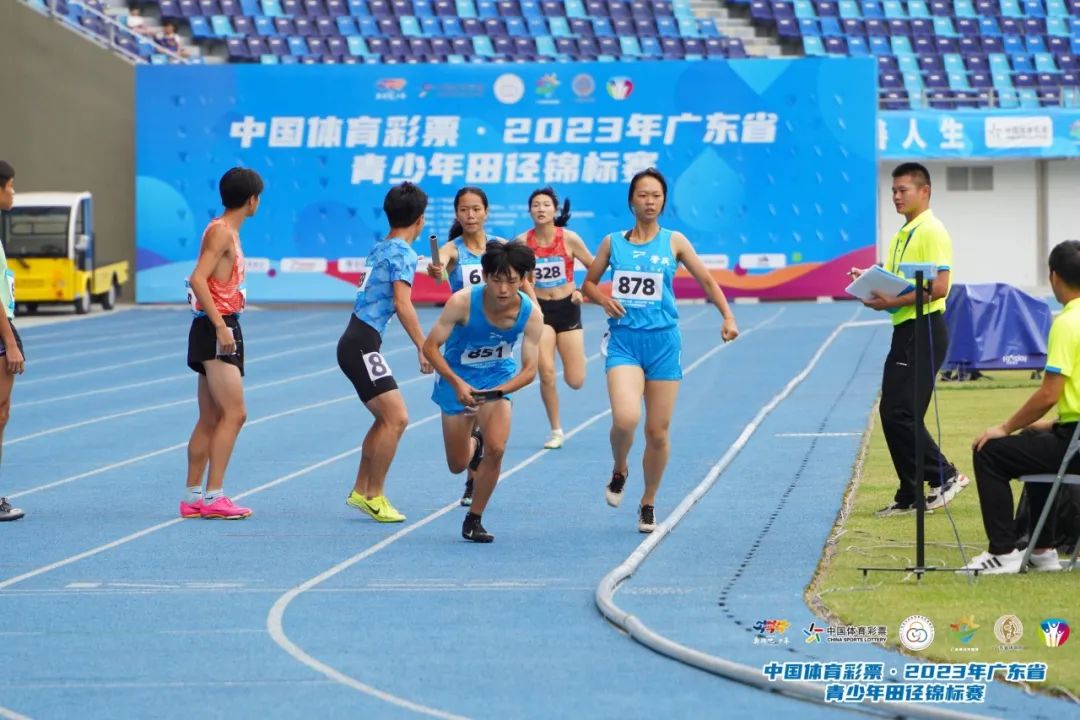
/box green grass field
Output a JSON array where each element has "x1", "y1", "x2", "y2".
[{"x1": 808, "y1": 371, "x2": 1080, "y2": 700}]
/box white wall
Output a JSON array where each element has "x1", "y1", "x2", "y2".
[
  {"x1": 1046, "y1": 159, "x2": 1080, "y2": 255},
  {"x1": 876, "y1": 160, "x2": 1041, "y2": 289}
]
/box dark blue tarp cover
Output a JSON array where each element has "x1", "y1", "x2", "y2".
[{"x1": 943, "y1": 283, "x2": 1052, "y2": 371}]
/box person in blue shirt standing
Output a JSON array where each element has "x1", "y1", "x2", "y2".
[
  {"x1": 582, "y1": 168, "x2": 739, "y2": 533},
  {"x1": 423, "y1": 242, "x2": 544, "y2": 543},
  {"x1": 338, "y1": 182, "x2": 433, "y2": 523}
]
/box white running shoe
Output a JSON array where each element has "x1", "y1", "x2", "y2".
[
  {"x1": 1029, "y1": 550, "x2": 1063, "y2": 572},
  {"x1": 957, "y1": 549, "x2": 1024, "y2": 575},
  {"x1": 544, "y1": 430, "x2": 565, "y2": 450}
]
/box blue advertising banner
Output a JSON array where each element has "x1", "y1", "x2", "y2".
[
  {"x1": 880, "y1": 109, "x2": 1080, "y2": 160},
  {"x1": 135, "y1": 59, "x2": 877, "y2": 303}
]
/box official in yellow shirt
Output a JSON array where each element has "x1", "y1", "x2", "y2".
[
  {"x1": 962, "y1": 239, "x2": 1080, "y2": 574},
  {"x1": 850, "y1": 163, "x2": 968, "y2": 517}
]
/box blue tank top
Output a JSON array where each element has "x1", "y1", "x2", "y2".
[
  {"x1": 607, "y1": 227, "x2": 679, "y2": 331},
  {"x1": 449, "y1": 234, "x2": 507, "y2": 293},
  {"x1": 444, "y1": 285, "x2": 532, "y2": 380}
]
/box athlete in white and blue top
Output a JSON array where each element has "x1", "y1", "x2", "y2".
[
  {"x1": 337, "y1": 182, "x2": 434, "y2": 525},
  {"x1": 582, "y1": 168, "x2": 739, "y2": 534},
  {"x1": 425, "y1": 186, "x2": 508, "y2": 292},
  {"x1": 424, "y1": 241, "x2": 544, "y2": 543}
]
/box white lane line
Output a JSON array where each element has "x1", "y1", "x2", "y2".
[
  {"x1": 774, "y1": 432, "x2": 862, "y2": 438},
  {"x1": 263, "y1": 309, "x2": 786, "y2": 718},
  {"x1": 7, "y1": 342, "x2": 408, "y2": 446},
  {"x1": 0, "y1": 706, "x2": 32, "y2": 720}
]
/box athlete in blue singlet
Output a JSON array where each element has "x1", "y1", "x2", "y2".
[
  {"x1": 582, "y1": 168, "x2": 739, "y2": 533},
  {"x1": 426, "y1": 186, "x2": 508, "y2": 293},
  {"x1": 423, "y1": 242, "x2": 544, "y2": 542}
]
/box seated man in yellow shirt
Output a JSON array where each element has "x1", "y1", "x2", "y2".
[{"x1": 962, "y1": 240, "x2": 1080, "y2": 575}]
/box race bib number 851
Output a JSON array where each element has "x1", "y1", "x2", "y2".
[
  {"x1": 461, "y1": 342, "x2": 513, "y2": 366},
  {"x1": 612, "y1": 270, "x2": 662, "y2": 304}
]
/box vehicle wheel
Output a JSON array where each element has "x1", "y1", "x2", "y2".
[
  {"x1": 23, "y1": 303, "x2": 38, "y2": 315},
  {"x1": 74, "y1": 285, "x2": 92, "y2": 315},
  {"x1": 101, "y1": 280, "x2": 118, "y2": 310}
]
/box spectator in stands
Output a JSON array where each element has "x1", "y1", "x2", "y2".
[
  {"x1": 850, "y1": 162, "x2": 969, "y2": 517},
  {"x1": 156, "y1": 22, "x2": 187, "y2": 57},
  {"x1": 0, "y1": 160, "x2": 26, "y2": 523},
  {"x1": 126, "y1": 7, "x2": 152, "y2": 37},
  {"x1": 961, "y1": 240, "x2": 1080, "y2": 575}
]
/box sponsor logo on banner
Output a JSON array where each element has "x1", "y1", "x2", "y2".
[
  {"x1": 375, "y1": 78, "x2": 407, "y2": 101},
  {"x1": 280, "y1": 258, "x2": 329, "y2": 273},
  {"x1": 417, "y1": 82, "x2": 484, "y2": 100},
  {"x1": 572, "y1": 73, "x2": 595, "y2": 100},
  {"x1": 536, "y1": 73, "x2": 560, "y2": 99},
  {"x1": 1039, "y1": 618, "x2": 1070, "y2": 647},
  {"x1": 699, "y1": 254, "x2": 730, "y2": 270},
  {"x1": 337, "y1": 257, "x2": 367, "y2": 273},
  {"x1": 606, "y1": 76, "x2": 634, "y2": 100},
  {"x1": 984, "y1": 116, "x2": 1053, "y2": 148},
  {"x1": 738, "y1": 253, "x2": 787, "y2": 270},
  {"x1": 898, "y1": 615, "x2": 935, "y2": 651},
  {"x1": 994, "y1": 614, "x2": 1024, "y2": 650},
  {"x1": 245, "y1": 257, "x2": 270, "y2": 273},
  {"x1": 493, "y1": 73, "x2": 525, "y2": 105},
  {"x1": 1001, "y1": 354, "x2": 1029, "y2": 366},
  {"x1": 803, "y1": 623, "x2": 825, "y2": 643}
]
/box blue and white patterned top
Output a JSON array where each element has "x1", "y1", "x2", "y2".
[{"x1": 352, "y1": 237, "x2": 419, "y2": 335}]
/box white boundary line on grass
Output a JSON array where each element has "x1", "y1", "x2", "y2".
[
  {"x1": 594, "y1": 311, "x2": 992, "y2": 720},
  {"x1": 262, "y1": 308, "x2": 786, "y2": 718}
]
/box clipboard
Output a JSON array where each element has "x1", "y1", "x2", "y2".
[{"x1": 845, "y1": 265, "x2": 914, "y2": 302}]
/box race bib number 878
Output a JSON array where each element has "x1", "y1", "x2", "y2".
[{"x1": 612, "y1": 270, "x2": 662, "y2": 305}]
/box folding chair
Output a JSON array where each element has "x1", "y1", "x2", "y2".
[{"x1": 1019, "y1": 421, "x2": 1080, "y2": 572}]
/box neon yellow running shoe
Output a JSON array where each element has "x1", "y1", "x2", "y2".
[{"x1": 347, "y1": 492, "x2": 405, "y2": 523}]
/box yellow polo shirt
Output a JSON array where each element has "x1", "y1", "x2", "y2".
[
  {"x1": 1046, "y1": 298, "x2": 1080, "y2": 423},
  {"x1": 884, "y1": 209, "x2": 953, "y2": 326}
]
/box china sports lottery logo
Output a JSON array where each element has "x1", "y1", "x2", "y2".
[{"x1": 898, "y1": 615, "x2": 935, "y2": 651}]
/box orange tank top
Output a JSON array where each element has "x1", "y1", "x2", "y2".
[
  {"x1": 195, "y1": 218, "x2": 246, "y2": 315},
  {"x1": 525, "y1": 227, "x2": 574, "y2": 288}
]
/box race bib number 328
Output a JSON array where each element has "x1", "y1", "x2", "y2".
[{"x1": 612, "y1": 270, "x2": 662, "y2": 304}]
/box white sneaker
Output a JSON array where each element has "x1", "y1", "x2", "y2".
[
  {"x1": 952, "y1": 473, "x2": 971, "y2": 488},
  {"x1": 543, "y1": 430, "x2": 564, "y2": 450},
  {"x1": 957, "y1": 549, "x2": 1024, "y2": 575},
  {"x1": 926, "y1": 479, "x2": 965, "y2": 510},
  {"x1": 1029, "y1": 550, "x2": 1063, "y2": 572}
]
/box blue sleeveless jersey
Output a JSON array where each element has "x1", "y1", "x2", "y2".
[
  {"x1": 443, "y1": 285, "x2": 532, "y2": 386},
  {"x1": 606, "y1": 228, "x2": 679, "y2": 331},
  {"x1": 449, "y1": 234, "x2": 507, "y2": 293}
]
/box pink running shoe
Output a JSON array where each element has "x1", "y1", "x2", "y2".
[
  {"x1": 179, "y1": 499, "x2": 203, "y2": 519},
  {"x1": 200, "y1": 496, "x2": 252, "y2": 520}
]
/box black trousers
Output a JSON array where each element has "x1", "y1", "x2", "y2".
[
  {"x1": 880, "y1": 312, "x2": 957, "y2": 504},
  {"x1": 972, "y1": 424, "x2": 1078, "y2": 555}
]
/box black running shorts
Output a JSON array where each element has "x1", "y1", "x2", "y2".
[
  {"x1": 188, "y1": 314, "x2": 244, "y2": 377},
  {"x1": 539, "y1": 295, "x2": 582, "y2": 334},
  {"x1": 0, "y1": 323, "x2": 24, "y2": 360},
  {"x1": 337, "y1": 314, "x2": 399, "y2": 403}
]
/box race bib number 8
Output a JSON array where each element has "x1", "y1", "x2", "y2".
[
  {"x1": 462, "y1": 263, "x2": 484, "y2": 288},
  {"x1": 534, "y1": 258, "x2": 566, "y2": 288},
  {"x1": 612, "y1": 270, "x2": 662, "y2": 304},
  {"x1": 363, "y1": 351, "x2": 393, "y2": 381},
  {"x1": 461, "y1": 342, "x2": 513, "y2": 366}
]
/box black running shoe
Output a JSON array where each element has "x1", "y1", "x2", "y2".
[
  {"x1": 638, "y1": 504, "x2": 656, "y2": 533},
  {"x1": 460, "y1": 475, "x2": 474, "y2": 507},
  {"x1": 606, "y1": 471, "x2": 627, "y2": 508},
  {"x1": 462, "y1": 512, "x2": 494, "y2": 543},
  {"x1": 468, "y1": 427, "x2": 484, "y2": 471},
  {"x1": 0, "y1": 497, "x2": 24, "y2": 522}
]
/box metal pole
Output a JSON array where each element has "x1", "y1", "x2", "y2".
[{"x1": 914, "y1": 269, "x2": 926, "y2": 572}]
